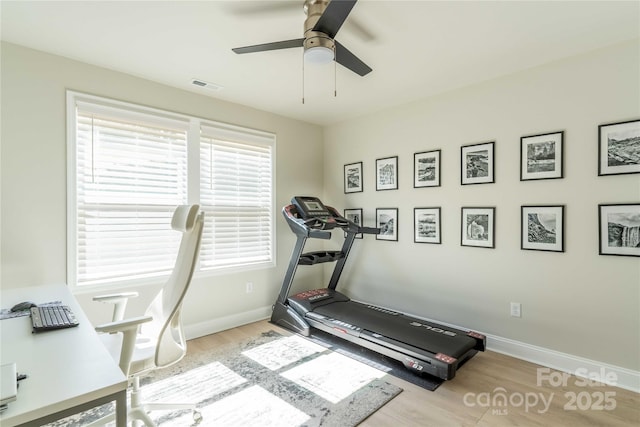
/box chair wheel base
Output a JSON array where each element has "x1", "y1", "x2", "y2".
[{"x1": 192, "y1": 410, "x2": 203, "y2": 425}]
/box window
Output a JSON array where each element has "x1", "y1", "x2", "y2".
[
  {"x1": 200, "y1": 125, "x2": 274, "y2": 271},
  {"x1": 67, "y1": 92, "x2": 275, "y2": 288}
]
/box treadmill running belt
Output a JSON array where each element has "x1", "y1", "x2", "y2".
[{"x1": 313, "y1": 301, "x2": 477, "y2": 359}]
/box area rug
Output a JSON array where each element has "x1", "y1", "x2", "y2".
[
  {"x1": 308, "y1": 329, "x2": 444, "y2": 392},
  {"x1": 46, "y1": 330, "x2": 402, "y2": 427}
]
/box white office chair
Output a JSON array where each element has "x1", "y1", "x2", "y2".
[{"x1": 88, "y1": 204, "x2": 204, "y2": 427}]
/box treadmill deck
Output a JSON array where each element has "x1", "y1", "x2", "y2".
[{"x1": 286, "y1": 289, "x2": 485, "y2": 379}]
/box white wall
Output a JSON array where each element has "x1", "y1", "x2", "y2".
[
  {"x1": 323, "y1": 40, "x2": 640, "y2": 374},
  {"x1": 0, "y1": 42, "x2": 325, "y2": 331}
]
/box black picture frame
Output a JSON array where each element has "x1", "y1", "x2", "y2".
[
  {"x1": 598, "y1": 203, "x2": 640, "y2": 257},
  {"x1": 521, "y1": 205, "x2": 565, "y2": 252},
  {"x1": 461, "y1": 142, "x2": 495, "y2": 185},
  {"x1": 376, "y1": 156, "x2": 398, "y2": 191},
  {"x1": 461, "y1": 207, "x2": 495, "y2": 248},
  {"x1": 344, "y1": 208, "x2": 363, "y2": 239},
  {"x1": 376, "y1": 208, "x2": 398, "y2": 241},
  {"x1": 520, "y1": 131, "x2": 564, "y2": 181},
  {"x1": 414, "y1": 207, "x2": 441, "y2": 244},
  {"x1": 598, "y1": 119, "x2": 640, "y2": 176},
  {"x1": 414, "y1": 150, "x2": 441, "y2": 188},
  {"x1": 344, "y1": 162, "x2": 363, "y2": 193}
]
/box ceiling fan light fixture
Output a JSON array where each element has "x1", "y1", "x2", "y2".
[{"x1": 304, "y1": 45, "x2": 334, "y2": 64}]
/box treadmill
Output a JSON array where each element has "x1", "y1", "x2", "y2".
[{"x1": 271, "y1": 196, "x2": 486, "y2": 380}]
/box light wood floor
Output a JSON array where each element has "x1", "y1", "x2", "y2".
[{"x1": 188, "y1": 320, "x2": 639, "y2": 426}]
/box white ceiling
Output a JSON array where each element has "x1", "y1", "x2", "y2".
[{"x1": 2, "y1": 1, "x2": 639, "y2": 126}]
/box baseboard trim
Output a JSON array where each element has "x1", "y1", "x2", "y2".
[
  {"x1": 487, "y1": 333, "x2": 639, "y2": 393},
  {"x1": 184, "y1": 306, "x2": 640, "y2": 393},
  {"x1": 184, "y1": 305, "x2": 272, "y2": 340}
]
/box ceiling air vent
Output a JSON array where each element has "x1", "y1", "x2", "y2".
[{"x1": 191, "y1": 79, "x2": 223, "y2": 91}]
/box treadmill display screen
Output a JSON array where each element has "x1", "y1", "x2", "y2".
[{"x1": 304, "y1": 201, "x2": 324, "y2": 212}]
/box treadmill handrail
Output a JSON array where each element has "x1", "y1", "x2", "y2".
[
  {"x1": 282, "y1": 205, "x2": 332, "y2": 239},
  {"x1": 326, "y1": 205, "x2": 380, "y2": 236}
]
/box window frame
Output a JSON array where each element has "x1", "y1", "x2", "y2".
[{"x1": 67, "y1": 91, "x2": 276, "y2": 292}]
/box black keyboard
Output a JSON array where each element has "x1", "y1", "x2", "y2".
[{"x1": 30, "y1": 305, "x2": 79, "y2": 332}]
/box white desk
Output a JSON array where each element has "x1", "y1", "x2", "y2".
[{"x1": 0, "y1": 284, "x2": 127, "y2": 426}]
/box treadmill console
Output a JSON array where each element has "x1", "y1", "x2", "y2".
[
  {"x1": 292, "y1": 196, "x2": 332, "y2": 219},
  {"x1": 288, "y1": 196, "x2": 344, "y2": 232},
  {"x1": 284, "y1": 196, "x2": 379, "y2": 237}
]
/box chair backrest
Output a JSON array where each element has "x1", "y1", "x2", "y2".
[{"x1": 141, "y1": 204, "x2": 204, "y2": 368}]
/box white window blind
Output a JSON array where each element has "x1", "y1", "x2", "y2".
[
  {"x1": 199, "y1": 124, "x2": 274, "y2": 271},
  {"x1": 72, "y1": 101, "x2": 188, "y2": 286},
  {"x1": 68, "y1": 92, "x2": 275, "y2": 288}
]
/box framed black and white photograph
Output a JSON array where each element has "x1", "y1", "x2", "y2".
[
  {"x1": 461, "y1": 142, "x2": 494, "y2": 185},
  {"x1": 598, "y1": 203, "x2": 640, "y2": 257},
  {"x1": 414, "y1": 207, "x2": 441, "y2": 244},
  {"x1": 414, "y1": 150, "x2": 441, "y2": 188},
  {"x1": 521, "y1": 131, "x2": 564, "y2": 181},
  {"x1": 344, "y1": 162, "x2": 363, "y2": 193},
  {"x1": 461, "y1": 207, "x2": 495, "y2": 248},
  {"x1": 376, "y1": 156, "x2": 398, "y2": 191},
  {"x1": 376, "y1": 208, "x2": 398, "y2": 241},
  {"x1": 344, "y1": 208, "x2": 363, "y2": 239},
  {"x1": 521, "y1": 205, "x2": 565, "y2": 252},
  {"x1": 598, "y1": 119, "x2": 640, "y2": 176}
]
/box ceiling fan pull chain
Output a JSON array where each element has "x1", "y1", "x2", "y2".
[
  {"x1": 302, "y1": 52, "x2": 305, "y2": 104},
  {"x1": 334, "y1": 48, "x2": 337, "y2": 97}
]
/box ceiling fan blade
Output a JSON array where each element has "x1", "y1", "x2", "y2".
[
  {"x1": 313, "y1": 0, "x2": 357, "y2": 39},
  {"x1": 335, "y1": 40, "x2": 372, "y2": 76},
  {"x1": 232, "y1": 38, "x2": 304, "y2": 54}
]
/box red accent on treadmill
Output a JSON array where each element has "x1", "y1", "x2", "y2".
[
  {"x1": 333, "y1": 327, "x2": 347, "y2": 334},
  {"x1": 467, "y1": 331, "x2": 485, "y2": 339},
  {"x1": 292, "y1": 289, "x2": 330, "y2": 301},
  {"x1": 284, "y1": 205, "x2": 297, "y2": 217},
  {"x1": 404, "y1": 357, "x2": 424, "y2": 371},
  {"x1": 435, "y1": 353, "x2": 457, "y2": 364}
]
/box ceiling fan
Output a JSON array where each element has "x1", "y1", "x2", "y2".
[{"x1": 232, "y1": 0, "x2": 372, "y2": 77}]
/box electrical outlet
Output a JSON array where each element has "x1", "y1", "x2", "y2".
[
  {"x1": 510, "y1": 302, "x2": 522, "y2": 318},
  {"x1": 246, "y1": 282, "x2": 253, "y2": 293}
]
